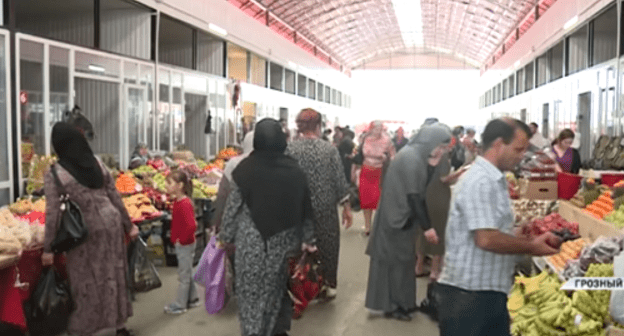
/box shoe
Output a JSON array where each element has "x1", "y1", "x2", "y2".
[
  {"x1": 164, "y1": 304, "x2": 187, "y2": 315},
  {"x1": 392, "y1": 309, "x2": 412, "y2": 322},
  {"x1": 188, "y1": 298, "x2": 201, "y2": 309}
]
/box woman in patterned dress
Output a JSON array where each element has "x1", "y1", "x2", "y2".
[
  {"x1": 218, "y1": 119, "x2": 316, "y2": 336},
  {"x1": 287, "y1": 108, "x2": 353, "y2": 299}
]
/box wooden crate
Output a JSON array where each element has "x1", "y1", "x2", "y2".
[{"x1": 558, "y1": 200, "x2": 622, "y2": 242}]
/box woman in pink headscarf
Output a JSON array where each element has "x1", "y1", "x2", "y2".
[{"x1": 355, "y1": 121, "x2": 395, "y2": 235}]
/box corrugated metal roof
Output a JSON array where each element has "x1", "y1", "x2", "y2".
[{"x1": 230, "y1": 0, "x2": 556, "y2": 70}]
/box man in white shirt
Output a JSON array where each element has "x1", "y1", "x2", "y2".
[
  {"x1": 528, "y1": 122, "x2": 549, "y2": 149},
  {"x1": 437, "y1": 118, "x2": 561, "y2": 336}
]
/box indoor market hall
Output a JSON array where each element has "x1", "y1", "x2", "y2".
[{"x1": 2, "y1": 0, "x2": 624, "y2": 336}]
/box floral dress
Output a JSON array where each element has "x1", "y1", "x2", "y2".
[
  {"x1": 219, "y1": 185, "x2": 313, "y2": 336},
  {"x1": 287, "y1": 139, "x2": 350, "y2": 288}
]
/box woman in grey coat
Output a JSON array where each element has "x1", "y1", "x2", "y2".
[{"x1": 364, "y1": 124, "x2": 452, "y2": 321}]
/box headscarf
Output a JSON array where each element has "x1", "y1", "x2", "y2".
[
  {"x1": 408, "y1": 123, "x2": 453, "y2": 162},
  {"x1": 52, "y1": 122, "x2": 104, "y2": 189},
  {"x1": 223, "y1": 131, "x2": 254, "y2": 182},
  {"x1": 232, "y1": 119, "x2": 313, "y2": 242}
]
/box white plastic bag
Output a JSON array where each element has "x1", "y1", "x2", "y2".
[{"x1": 610, "y1": 251, "x2": 624, "y2": 324}]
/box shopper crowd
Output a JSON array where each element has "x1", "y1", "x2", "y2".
[{"x1": 35, "y1": 110, "x2": 570, "y2": 336}]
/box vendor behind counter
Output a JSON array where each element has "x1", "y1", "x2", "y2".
[{"x1": 129, "y1": 143, "x2": 150, "y2": 170}]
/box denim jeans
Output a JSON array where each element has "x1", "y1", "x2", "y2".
[{"x1": 173, "y1": 242, "x2": 199, "y2": 308}]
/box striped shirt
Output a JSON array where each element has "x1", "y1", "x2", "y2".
[{"x1": 438, "y1": 156, "x2": 517, "y2": 293}]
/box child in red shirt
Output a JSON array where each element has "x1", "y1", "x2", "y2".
[{"x1": 164, "y1": 171, "x2": 199, "y2": 314}]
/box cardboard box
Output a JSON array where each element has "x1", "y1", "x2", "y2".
[{"x1": 522, "y1": 180, "x2": 558, "y2": 200}]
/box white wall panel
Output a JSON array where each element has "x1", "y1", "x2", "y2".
[
  {"x1": 101, "y1": 9, "x2": 151, "y2": 60},
  {"x1": 19, "y1": 14, "x2": 94, "y2": 47}
]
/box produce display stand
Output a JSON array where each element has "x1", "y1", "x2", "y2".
[
  {"x1": 558, "y1": 200, "x2": 622, "y2": 242},
  {"x1": 531, "y1": 256, "x2": 566, "y2": 282}
]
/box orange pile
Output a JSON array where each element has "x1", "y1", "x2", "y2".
[
  {"x1": 583, "y1": 191, "x2": 613, "y2": 219},
  {"x1": 116, "y1": 173, "x2": 137, "y2": 194},
  {"x1": 547, "y1": 238, "x2": 587, "y2": 271}
]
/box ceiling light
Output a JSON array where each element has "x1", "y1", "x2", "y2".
[
  {"x1": 564, "y1": 16, "x2": 578, "y2": 30},
  {"x1": 392, "y1": 0, "x2": 424, "y2": 47},
  {"x1": 88, "y1": 64, "x2": 105, "y2": 73},
  {"x1": 208, "y1": 23, "x2": 227, "y2": 37}
]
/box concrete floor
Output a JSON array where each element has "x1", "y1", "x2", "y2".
[{"x1": 124, "y1": 212, "x2": 440, "y2": 336}]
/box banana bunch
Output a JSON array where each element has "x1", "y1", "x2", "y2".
[{"x1": 570, "y1": 264, "x2": 614, "y2": 326}]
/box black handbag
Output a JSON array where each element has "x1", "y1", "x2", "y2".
[
  {"x1": 50, "y1": 165, "x2": 89, "y2": 253},
  {"x1": 352, "y1": 137, "x2": 366, "y2": 165},
  {"x1": 24, "y1": 267, "x2": 74, "y2": 336}
]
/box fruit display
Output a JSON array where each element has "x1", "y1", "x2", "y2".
[
  {"x1": 196, "y1": 159, "x2": 208, "y2": 170},
  {"x1": 26, "y1": 155, "x2": 57, "y2": 195},
  {"x1": 512, "y1": 199, "x2": 558, "y2": 227},
  {"x1": 116, "y1": 172, "x2": 138, "y2": 194},
  {"x1": 132, "y1": 165, "x2": 157, "y2": 177},
  {"x1": 509, "y1": 270, "x2": 609, "y2": 336},
  {"x1": 8, "y1": 197, "x2": 46, "y2": 215},
  {"x1": 177, "y1": 162, "x2": 204, "y2": 179},
  {"x1": 546, "y1": 238, "x2": 587, "y2": 272},
  {"x1": 147, "y1": 158, "x2": 168, "y2": 171},
  {"x1": 563, "y1": 236, "x2": 623, "y2": 279},
  {"x1": 217, "y1": 147, "x2": 241, "y2": 160},
  {"x1": 122, "y1": 194, "x2": 160, "y2": 222},
  {"x1": 204, "y1": 159, "x2": 225, "y2": 172},
  {"x1": 570, "y1": 181, "x2": 610, "y2": 208},
  {"x1": 584, "y1": 191, "x2": 614, "y2": 219},
  {"x1": 521, "y1": 213, "x2": 579, "y2": 237},
  {"x1": 192, "y1": 179, "x2": 218, "y2": 199},
  {"x1": 153, "y1": 173, "x2": 167, "y2": 193}
]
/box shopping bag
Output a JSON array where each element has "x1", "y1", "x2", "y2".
[
  {"x1": 193, "y1": 235, "x2": 227, "y2": 314},
  {"x1": 287, "y1": 250, "x2": 323, "y2": 319},
  {"x1": 23, "y1": 267, "x2": 73, "y2": 336},
  {"x1": 130, "y1": 237, "x2": 162, "y2": 293}
]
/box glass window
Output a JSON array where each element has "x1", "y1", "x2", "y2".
[
  {"x1": 308, "y1": 79, "x2": 316, "y2": 99},
  {"x1": 549, "y1": 41, "x2": 564, "y2": 82},
  {"x1": 269, "y1": 62, "x2": 283, "y2": 91},
  {"x1": 337, "y1": 91, "x2": 342, "y2": 106},
  {"x1": 49, "y1": 46, "x2": 70, "y2": 127},
  {"x1": 536, "y1": 53, "x2": 548, "y2": 87},
  {"x1": 567, "y1": 25, "x2": 588, "y2": 75},
  {"x1": 317, "y1": 82, "x2": 324, "y2": 101},
  {"x1": 159, "y1": 15, "x2": 193, "y2": 69},
  {"x1": 502, "y1": 80, "x2": 508, "y2": 101},
  {"x1": 297, "y1": 74, "x2": 307, "y2": 97},
  {"x1": 101, "y1": 0, "x2": 151, "y2": 60},
  {"x1": 592, "y1": 5, "x2": 617, "y2": 66},
  {"x1": 124, "y1": 61, "x2": 139, "y2": 84},
  {"x1": 227, "y1": 43, "x2": 248, "y2": 82},
  {"x1": 525, "y1": 62, "x2": 534, "y2": 91},
  {"x1": 197, "y1": 31, "x2": 225, "y2": 76},
  {"x1": 516, "y1": 69, "x2": 525, "y2": 94},
  {"x1": 20, "y1": 40, "x2": 45, "y2": 178},
  {"x1": 249, "y1": 54, "x2": 266, "y2": 87},
  {"x1": 158, "y1": 70, "x2": 171, "y2": 152},
  {"x1": 325, "y1": 86, "x2": 331, "y2": 104},
  {"x1": 16, "y1": 0, "x2": 94, "y2": 47},
  {"x1": 508, "y1": 74, "x2": 515, "y2": 98},
  {"x1": 141, "y1": 64, "x2": 155, "y2": 150},
  {"x1": 172, "y1": 73, "x2": 183, "y2": 149},
  {"x1": 285, "y1": 69, "x2": 296, "y2": 94}
]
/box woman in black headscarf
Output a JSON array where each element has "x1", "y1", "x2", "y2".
[
  {"x1": 41, "y1": 122, "x2": 138, "y2": 336},
  {"x1": 218, "y1": 118, "x2": 316, "y2": 336}
]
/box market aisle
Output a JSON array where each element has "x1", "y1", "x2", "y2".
[{"x1": 124, "y1": 212, "x2": 440, "y2": 336}]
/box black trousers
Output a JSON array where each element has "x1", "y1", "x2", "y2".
[{"x1": 437, "y1": 283, "x2": 511, "y2": 336}]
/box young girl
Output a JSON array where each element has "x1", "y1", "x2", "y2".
[{"x1": 164, "y1": 171, "x2": 200, "y2": 314}]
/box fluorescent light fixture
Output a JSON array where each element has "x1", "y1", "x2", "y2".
[
  {"x1": 208, "y1": 23, "x2": 227, "y2": 37},
  {"x1": 564, "y1": 16, "x2": 578, "y2": 30},
  {"x1": 88, "y1": 64, "x2": 105, "y2": 72},
  {"x1": 288, "y1": 61, "x2": 298, "y2": 69},
  {"x1": 392, "y1": 0, "x2": 424, "y2": 47}
]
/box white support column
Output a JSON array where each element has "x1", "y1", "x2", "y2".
[{"x1": 43, "y1": 43, "x2": 50, "y2": 155}]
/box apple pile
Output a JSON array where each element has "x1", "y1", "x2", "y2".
[{"x1": 521, "y1": 213, "x2": 579, "y2": 237}]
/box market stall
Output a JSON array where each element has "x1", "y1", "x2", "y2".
[{"x1": 507, "y1": 169, "x2": 624, "y2": 335}]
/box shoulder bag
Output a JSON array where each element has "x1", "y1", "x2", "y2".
[
  {"x1": 50, "y1": 165, "x2": 89, "y2": 253},
  {"x1": 352, "y1": 137, "x2": 366, "y2": 165}
]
